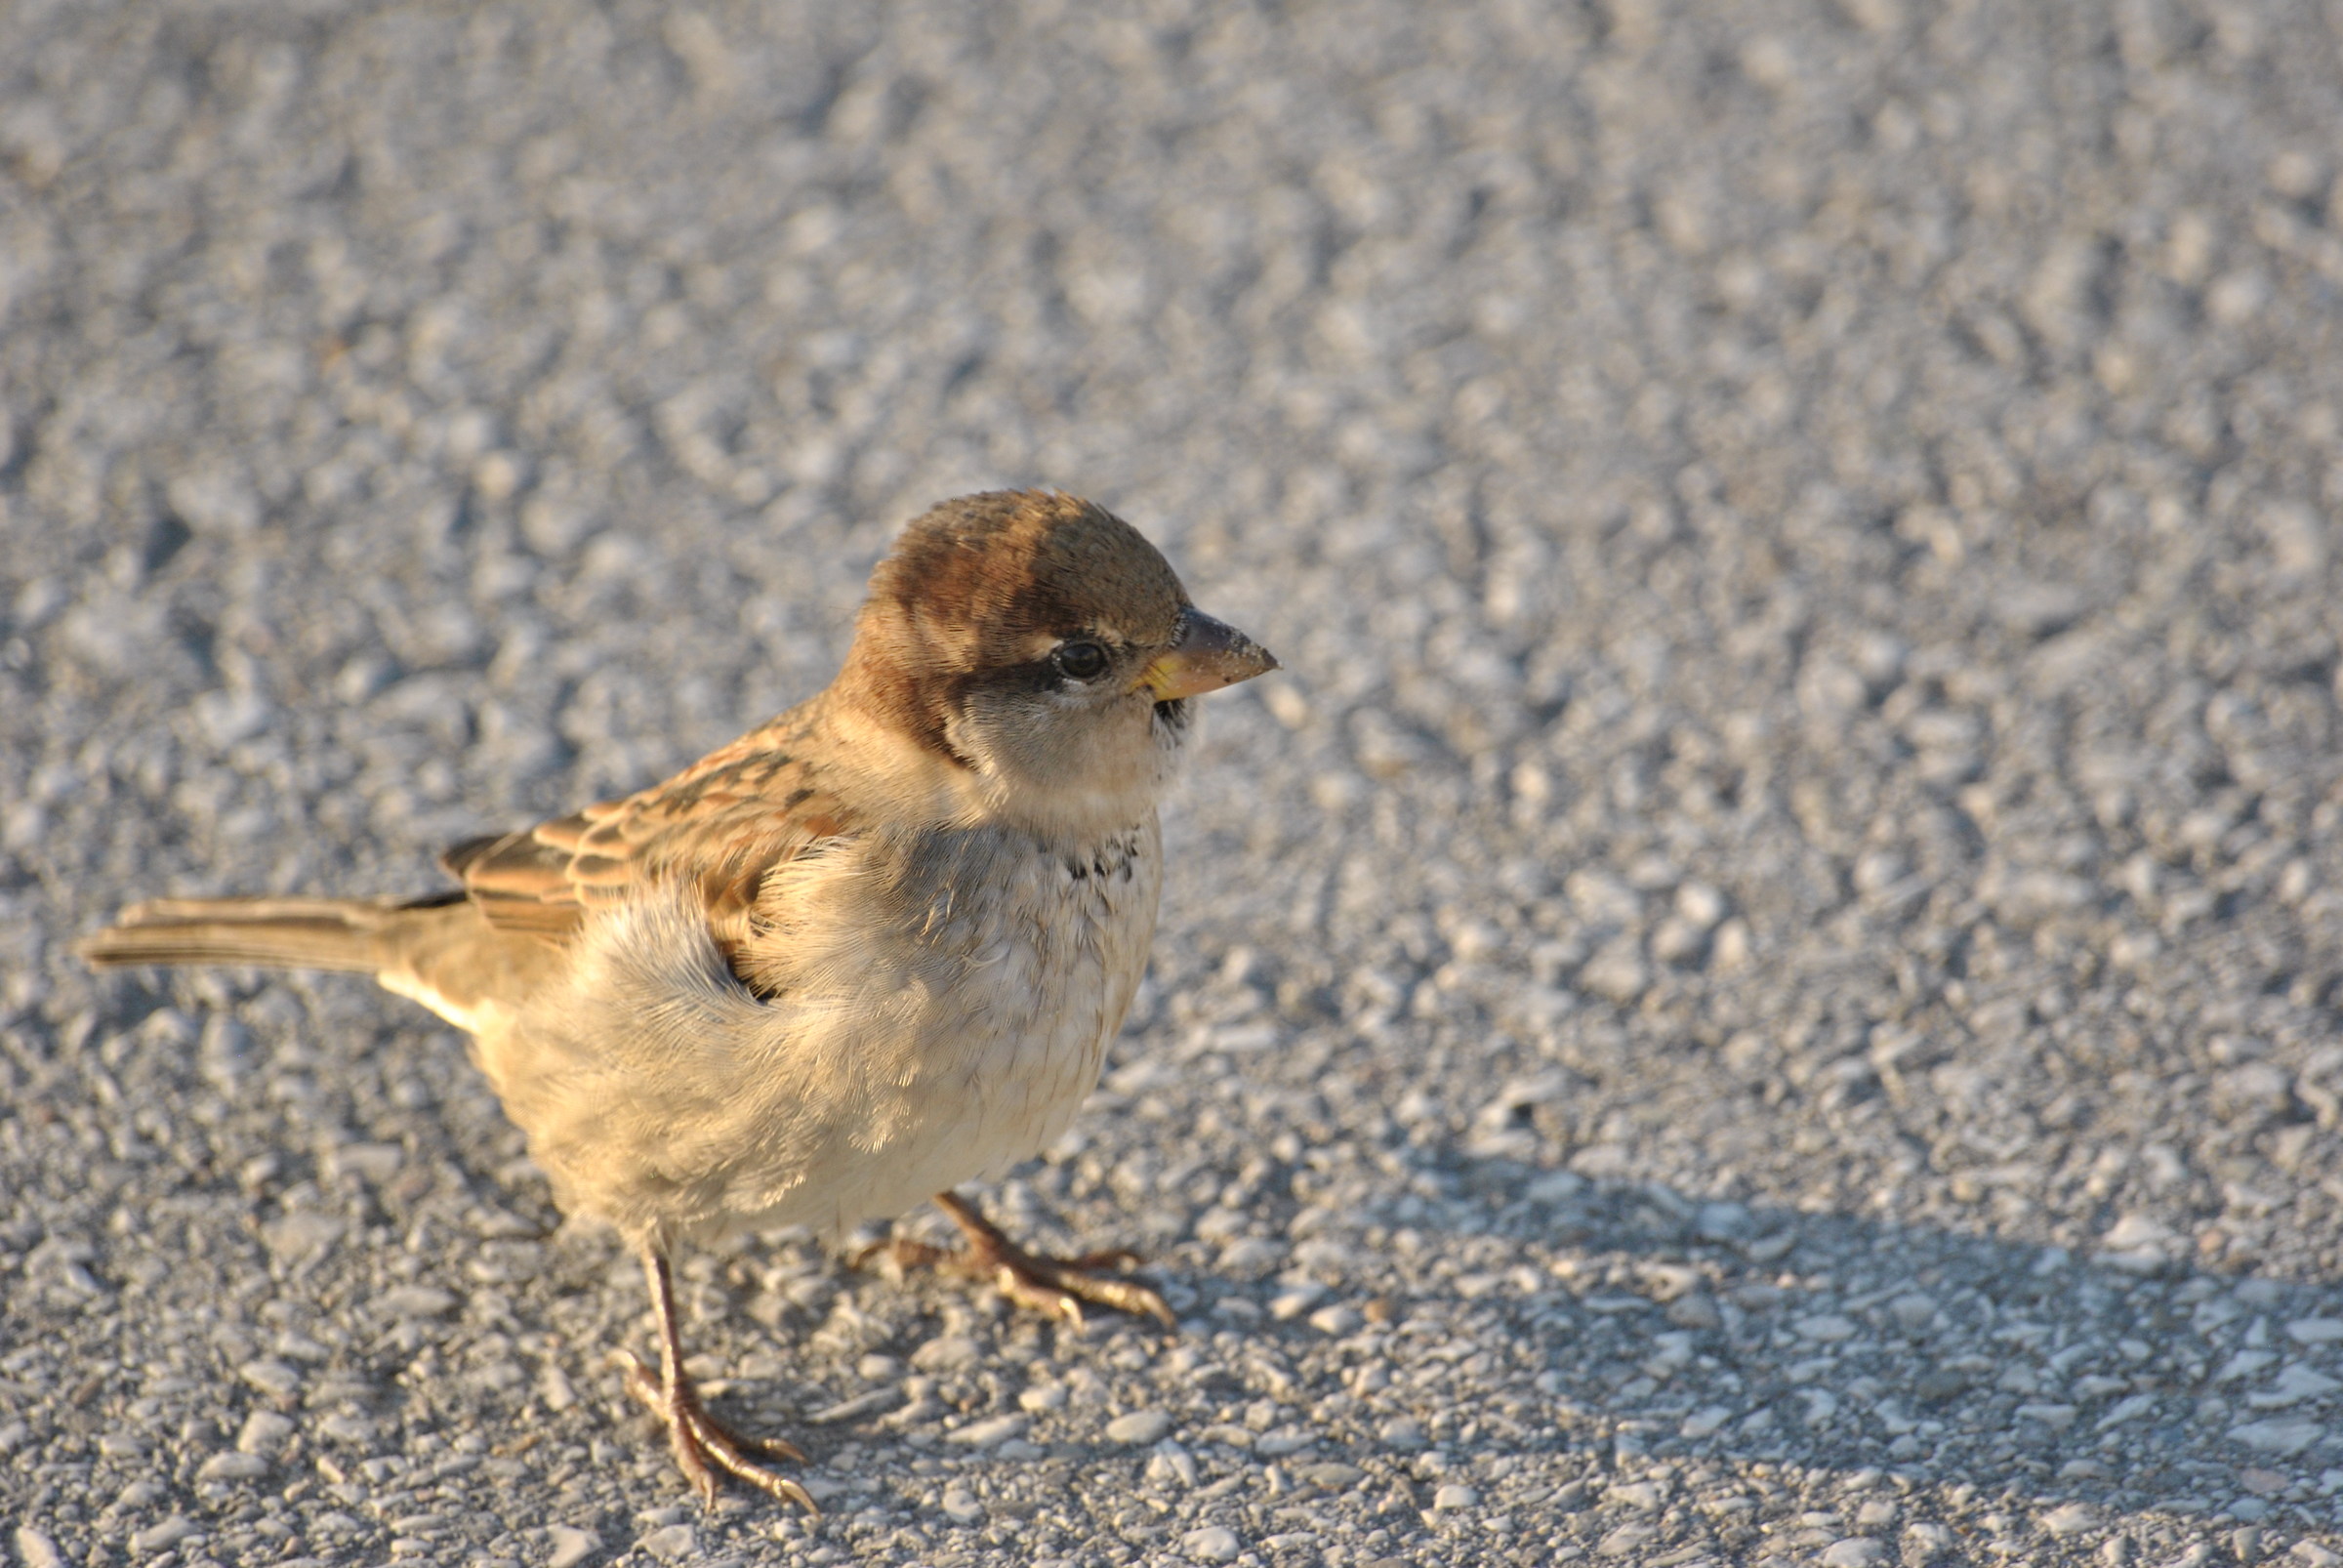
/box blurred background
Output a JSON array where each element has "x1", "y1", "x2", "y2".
[{"x1": 5, "y1": 2, "x2": 2343, "y2": 1564}]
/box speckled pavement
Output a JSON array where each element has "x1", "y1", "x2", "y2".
[{"x1": 5, "y1": 3, "x2": 2343, "y2": 1566}]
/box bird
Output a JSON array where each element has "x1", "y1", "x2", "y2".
[{"x1": 78, "y1": 489, "x2": 1278, "y2": 1507}]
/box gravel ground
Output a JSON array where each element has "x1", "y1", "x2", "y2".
[{"x1": 6, "y1": 2, "x2": 2343, "y2": 1565}]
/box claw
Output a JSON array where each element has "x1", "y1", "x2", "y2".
[
  {"x1": 863, "y1": 1190, "x2": 1178, "y2": 1330},
  {"x1": 627, "y1": 1253, "x2": 817, "y2": 1511}
]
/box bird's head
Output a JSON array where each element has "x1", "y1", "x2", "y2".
[{"x1": 842, "y1": 490, "x2": 1277, "y2": 837}]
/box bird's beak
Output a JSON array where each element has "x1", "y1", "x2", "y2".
[{"x1": 1136, "y1": 608, "x2": 1279, "y2": 700}]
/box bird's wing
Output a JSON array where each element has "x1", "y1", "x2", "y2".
[{"x1": 443, "y1": 722, "x2": 857, "y2": 958}]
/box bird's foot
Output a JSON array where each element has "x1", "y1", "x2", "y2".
[
  {"x1": 858, "y1": 1195, "x2": 1176, "y2": 1329},
  {"x1": 618, "y1": 1350, "x2": 815, "y2": 1511}
]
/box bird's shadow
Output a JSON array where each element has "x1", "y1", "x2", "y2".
[{"x1": 1156, "y1": 1142, "x2": 2343, "y2": 1548}]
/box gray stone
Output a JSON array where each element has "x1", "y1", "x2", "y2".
[
  {"x1": 545, "y1": 1527, "x2": 600, "y2": 1568},
  {"x1": 1819, "y1": 1541, "x2": 1887, "y2": 1568},
  {"x1": 237, "y1": 1360, "x2": 302, "y2": 1400},
  {"x1": 375, "y1": 1285, "x2": 459, "y2": 1318},
  {"x1": 2040, "y1": 1504, "x2": 2099, "y2": 1538},
  {"x1": 1378, "y1": 1417, "x2": 1427, "y2": 1450},
  {"x1": 637, "y1": 1524, "x2": 695, "y2": 1561},
  {"x1": 13, "y1": 1531, "x2": 63, "y2": 1568},
  {"x1": 236, "y1": 1411, "x2": 297, "y2": 1454},
  {"x1": 910, "y1": 1336, "x2": 982, "y2": 1373},
  {"x1": 1105, "y1": 1411, "x2": 1172, "y2": 1445},
  {"x1": 1307, "y1": 1304, "x2": 1363, "y2": 1336},
  {"x1": 945, "y1": 1413, "x2": 1029, "y2": 1448},
  {"x1": 1180, "y1": 1526, "x2": 1241, "y2": 1563},
  {"x1": 2231, "y1": 1419, "x2": 2323, "y2": 1456},
  {"x1": 196, "y1": 1452, "x2": 269, "y2": 1481},
  {"x1": 129, "y1": 1517, "x2": 199, "y2": 1553}
]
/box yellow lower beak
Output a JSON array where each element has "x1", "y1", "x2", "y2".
[{"x1": 1137, "y1": 609, "x2": 1279, "y2": 700}]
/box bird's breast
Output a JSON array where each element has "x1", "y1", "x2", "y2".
[
  {"x1": 486, "y1": 814, "x2": 1167, "y2": 1244},
  {"x1": 852, "y1": 819, "x2": 1163, "y2": 1096},
  {"x1": 737, "y1": 815, "x2": 1164, "y2": 1201}
]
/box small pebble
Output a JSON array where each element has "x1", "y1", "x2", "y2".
[
  {"x1": 545, "y1": 1526, "x2": 599, "y2": 1568},
  {"x1": 1888, "y1": 1292, "x2": 1938, "y2": 1329},
  {"x1": 1298, "y1": 1462, "x2": 1364, "y2": 1489},
  {"x1": 315, "y1": 1412, "x2": 376, "y2": 1445},
  {"x1": 637, "y1": 1523, "x2": 694, "y2": 1561},
  {"x1": 940, "y1": 1486, "x2": 983, "y2": 1523},
  {"x1": 2255, "y1": 1367, "x2": 2342, "y2": 1407},
  {"x1": 1307, "y1": 1303, "x2": 1363, "y2": 1335},
  {"x1": 2041, "y1": 1503, "x2": 2099, "y2": 1537},
  {"x1": 376, "y1": 1284, "x2": 458, "y2": 1318},
  {"x1": 1597, "y1": 1523, "x2": 1657, "y2": 1555},
  {"x1": 129, "y1": 1517, "x2": 198, "y2": 1553},
  {"x1": 911, "y1": 1335, "x2": 981, "y2": 1373},
  {"x1": 1905, "y1": 1522, "x2": 1956, "y2": 1561},
  {"x1": 1268, "y1": 1286, "x2": 1324, "y2": 1320},
  {"x1": 1218, "y1": 1237, "x2": 1285, "y2": 1273},
  {"x1": 196, "y1": 1452, "x2": 269, "y2": 1481},
  {"x1": 946, "y1": 1413, "x2": 1029, "y2": 1448},
  {"x1": 1105, "y1": 1410, "x2": 1172, "y2": 1444},
  {"x1": 1254, "y1": 1425, "x2": 1314, "y2": 1457},
  {"x1": 1819, "y1": 1540, "x2": 1887, "y2": 1568},
  {"x1": 1681, "y1": 1406, "x2": 1733, "y2": 1438},
  {"x1": 1579, "y1": 942, "x2": 1649, "y2": 1002},
  {"x1": 238, "y1": 1359, "x2": 302, "y2": 1399},
  {"x1": 2233, "y1": 1418, "x2": 2322, "y2": 1455},
  {"x1": 1664, "y1": 1293, "x2": 1722, "y2": 1330},
  {"x1": 237, "y1": 1411, "x2": 297, "y2": 1454},
  {"x1": 1146, "y1": 1440, "x2": 1200, "y2": 1489},
  {"x1": 14, "y1": 1531, "x2": 63, "y2": 1568},
  {"x1": 1181, "y1": 1525, "x2": 1241, "y2": 1562},
  {"x1": 325, "y1": 1140, "x2": 404, "y2": 1181},
  {"x1": 1379, "y1": 1416, "x2": 1426, "y2": 1449},
  {"x1": 1432, "y1": 1483, "x2": 1479, "y2": 1510}
]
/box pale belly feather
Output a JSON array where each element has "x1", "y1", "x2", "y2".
[{"x1": 473, "y1": 818, "x2": 1162, "y2": 1248}]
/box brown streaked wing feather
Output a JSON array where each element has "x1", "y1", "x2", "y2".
[
  {"x1": 437, "y1": 832, "x2": 510, "y2": 879},
  {"x1": 445, "y1": 723, "x2": 855, "y2": 956},
  {"x1": 451, "y1": 822, "x2": 596, "y2": 938}
]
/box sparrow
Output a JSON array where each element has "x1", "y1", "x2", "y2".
[{"x1": 78, "y1": 490, "x2": 1278, "y2": 1507}]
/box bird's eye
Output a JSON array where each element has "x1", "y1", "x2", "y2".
[{"x1": 1052, "y1": 640, "x2": 1110, "y2": 681}]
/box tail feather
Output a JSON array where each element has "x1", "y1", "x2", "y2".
[{"x1": 78, "y1": 896, "x2": 414, "y2": 974}]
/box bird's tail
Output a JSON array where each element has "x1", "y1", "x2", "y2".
[{"x1": 76, "y1": 895, "x2": 432, "y2": 974}]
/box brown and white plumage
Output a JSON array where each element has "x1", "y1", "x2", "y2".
[{"x1": 79, "y1": 490, "x2": 1278, "y2": 1507}]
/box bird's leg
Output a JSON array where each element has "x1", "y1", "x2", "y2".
[
  {"x1": 857, "y1": 1190, "x2": 1175, "y2": 1328},
  {"x1": 618, "y1": 1247, "x2": 816, "y2": 1511}
]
